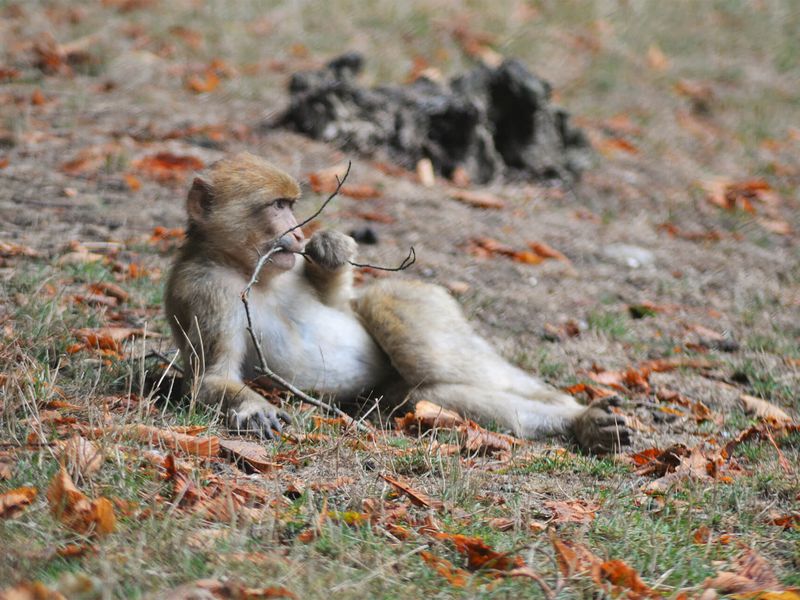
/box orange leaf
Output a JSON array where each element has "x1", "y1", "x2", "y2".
[
  {"x1": 599, "y1": 559, "x2": 655, "y2": 595},
  {"x1": 420, "y1": 551, "x2": 469, "y2": 587},
  {"x1": 449, "y1": 188, "x2": 505, "y2": 209},
  {"x1": 0, "y1": 487, "x2": 37, "y2": 519},
  {"x1": 134, "y1": 152, "x2": 204, "y2": 183},
  {"x1": 380, "y1": 473, "x2": 444, "y2": 511},
  {"x1": 186, "y1": 70, "x2": 220, "y2": 93},
  {"x1": 527, "y1": 241, "x2": 570, "y2": 263},
  {"x1": 219, "y1": 439, "x2": 280, "y2": 473},
  {"x1": 46, "y1": 468, "x2": 115, "y2": 535},
  {"x1": 433, "y1": 532, "x2": 523, "y2": 571}
]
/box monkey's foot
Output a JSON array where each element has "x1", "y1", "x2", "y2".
[
  {"x1": 228, "y1": 397, "x2": 291, "y2": 440},
  {"x1": 572, "y1": 396, "x2": 632, "y2": 454}
]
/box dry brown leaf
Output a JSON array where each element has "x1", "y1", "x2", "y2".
[
  {"x1": 0, "y1": 581, "x2": 66, "y2": 600},
  {"x1": 186, "y1": 70, "x2": 220, "y2": 93},
  {"x1": 646, "y1": 44, "x2": 669, "y2": 70},
  {"x1": 543, "y1": 499, "x2": 599, "y2": 524},
  {"x1": 163, "y1": 579, "x2": 297, "y2": 599},
  {"x1": 741, "y1": 395, "x2": 793, "y2": 423},
  {"x1": 433, "y1": 532, "x2": 523, "y2": 571},
  {"x1": 487, "y1": 517, "x2": 515, "y2": 531},
  {"x1": 549, "y1": 530, "x2": 601, "y2": 578},
  {"x1": 460, "y1": 422, "x2": 517, "y2": 455},
  {"x1": 380, "y1": 473, "x2": 444, "y2": 511},
  {"x1": 527, "y1": 241, "x2": 571, "y2": 263},
  {"x1": 395, "y1": 400, "x2": 464, "y2": 432},
  {"x1": 219, "y1": 439, "x2": 280, "y2": 473},
  {"x1": 0, "y1": 487, "x2": 37, "y2": 519},
  {"x1": 599, "y1": 559, "x2": 658, "y2": 597},
  {"x1": 0, "y1": 241, "x2": 40, "y2": 258},
  {"x1": 134, "y1": 152, "x2": 204, "y2": 183},
  {"x1": 128, "y1": 425, "x2": 220, "y2": 457},
  {"x1": 59, "y1": 435, "x2": 103, "y2": 478},
  {"x1": 420, "y1": 551, "x2": 468, "y2": 587},
  {"x1": 449, "y1": 188, "x2": 505, "y2": 209},
  {"x1": 46, "y1": 468, "x2": 115, "y2": 535},
  {"x1": 707, "y1": 547, "x2": 780, "y2": 594},
  {"x1": 309, "y1": 477, "x2": 355, "y2": 492}
]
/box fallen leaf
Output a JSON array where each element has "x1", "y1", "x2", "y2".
[
  {"x1": 527, "y1": 241, "x2": 571, "y2": 263},
  {"x1": 707, "y1": 547, "x2": 780, "y2": 594},
  {"x1": 46, "y1": 468, "x2": 115, "y2": 535},
  {"x1": 380, "y1": 473, "x2": 444, "y2": 511},
  {"x1": 123, "y1": 173, "x2": 141, "y2": 191},
  {"x1": 449, "y1": 189, "x2": 505, "y2": 209},
  {"x1": 0, "y1": 487, "x2": 37, "y2": 519},
  {"x1": 88, "y1": 282, "x2": 129, "y2": 303},
  {"x1": 0, "y1": 241, "x2": 40, "y2": 258},
  {"x1": 599, "y1": 559, "x2": 657, "y2": 597},
  {"x1": 460, "y1": 422, "x2": 517, "y2": 455},
  {"x1": 420, "y1": 551, "x2": 468, "y2": 587},
  {"x1": 134, "y1": 152, "x2": 204, "y2": 183},
  {"x1": 767, "y1": 513, "x2": 800, "y2": 529},
  {"x1": 395, "y1": 400, "x2": 464, "y2": 432},
  {"x1": 433, "y1": 532, "x2": 523, "y2": 571},
  {"x1": 163, "y1": 579, "x2": 297, "y2": 599},
  {"x1": 549, "y1": 530, "x2": 601, "y2": 578},
  {"x1": 543, "y1": 499, "x2": 599, "y2": 524},
  {"x1": 186, "y1": 70, "x2": 220, "y2": 93},
  {"x1": 646, "y1": 44, "x2": 669, "y2": 70},
  {"x1": 59, "y1": 435, "x2": 103, "y2": 479},
  {"x1": 309, "y1": 477, "x2": 355, "y2": 492},
  {"x1": 741, "y1": 395, "x2": 793, "y2": 423},
  {"x1": 219, "y1": 439, "x2": 280, "y2": 473},
  {"x1": 0, "y1": 581, "x2": 66, "y2": 600}
]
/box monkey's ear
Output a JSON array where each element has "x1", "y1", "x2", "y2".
[{"x1": 187, "y1": 177, "x2": 214, "y2": 223}]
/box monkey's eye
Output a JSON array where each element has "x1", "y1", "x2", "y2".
[{"x1": 273, "y1": 198, "x2": 295, "y2": 210}]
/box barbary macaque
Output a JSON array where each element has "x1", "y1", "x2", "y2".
[{"x1": 165, "y1": 152, "x2": 631, "y2": 452}]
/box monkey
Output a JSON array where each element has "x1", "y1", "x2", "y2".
[{"x1": 164, "y1": 152, "x2": 631, "y2": 452}]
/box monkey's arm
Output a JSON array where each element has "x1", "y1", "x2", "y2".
[
  {"x1": 168, "y1": 273, "x2": 289, "y2": 438},
  {"x1": 301, "y1": 230, "x2": 358, "y2": 309}
]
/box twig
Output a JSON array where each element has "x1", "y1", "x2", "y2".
[
  {"x1": 295, "y1": 246, "x2": 416, "y2": 272},
  {"x1": 239, "y1": 163, "x2": 371, "y2": 433},
  {"x1": 349, "y1": 246, "x2": 416, "y2": 271}
]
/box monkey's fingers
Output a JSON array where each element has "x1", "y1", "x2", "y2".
[
  {"x1": 276, "y1": 409, "x2": 292, "y2": 424},
  {"x1": 593, "y1": 412, "x2": 627, "y2": 428},
  {"x1": 597, "y1": 424, "x2": 632, "y2": 448},
  {"x1": 255, "y1": 412, "x2": 278, "y2": 439}
]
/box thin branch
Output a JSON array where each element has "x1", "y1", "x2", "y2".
[
  {"x1": 286, "y1": 160, "x2": 352, "y2": 237},
  {"x1": 348, "y1": 246, "x2": 416, "y2": 271}
]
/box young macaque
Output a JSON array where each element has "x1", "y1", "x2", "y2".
[{"x1": 165, "y1": 152, "x2": 631, "y2": 452}]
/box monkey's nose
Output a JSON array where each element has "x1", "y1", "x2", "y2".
[{"x1": 292, "y1": 228, "x2": 305, "y2": 243}]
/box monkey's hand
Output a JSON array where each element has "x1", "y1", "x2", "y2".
[
  {"x1": 304, "y1": 230, "x2": 357, "y2": 271},
  {"x1": 228, "y1": 395, "x2": 291, "y2": 440},
  {"x1": 572, "y1": 396, "x2": 632, "y2": 454}
]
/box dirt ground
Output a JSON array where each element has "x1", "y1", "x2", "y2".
[{"x1": 1, "y1": 1, "x2": 799, "y2": 598}]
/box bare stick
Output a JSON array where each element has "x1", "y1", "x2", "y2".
[
  {"x1": 348, "y1": 246, "x2": 416, "y2": 271},
  {"x1": 239, "y1": 163, "x2": 371, "y2": 433}
]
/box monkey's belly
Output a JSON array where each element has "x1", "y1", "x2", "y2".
[{"x1": 244, "y1": 302, "x2": 390, "y2": 398}]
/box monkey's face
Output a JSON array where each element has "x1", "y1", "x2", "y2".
[{"x1": 185, "y1": 154, "x2": 304, "y2": 275}]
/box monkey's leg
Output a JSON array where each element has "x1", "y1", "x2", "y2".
[
  {"x1": 407, "y1": 383, "x2": 581, "y2": 438},
  {"x1": 408, "y1": 384, "x2": 630, "y2": 452}
]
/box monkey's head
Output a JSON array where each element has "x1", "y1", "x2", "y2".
[{"x1": 186, "y1": 152, "x2": 304, "y2": 274}]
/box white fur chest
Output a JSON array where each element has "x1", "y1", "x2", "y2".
[{"x1": 243, "y1": 275, "x2": 389, "y2": 398}]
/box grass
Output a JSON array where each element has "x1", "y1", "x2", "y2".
[{"x1": 2, "y1": 0, "x2": 800, "y2": 597}]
